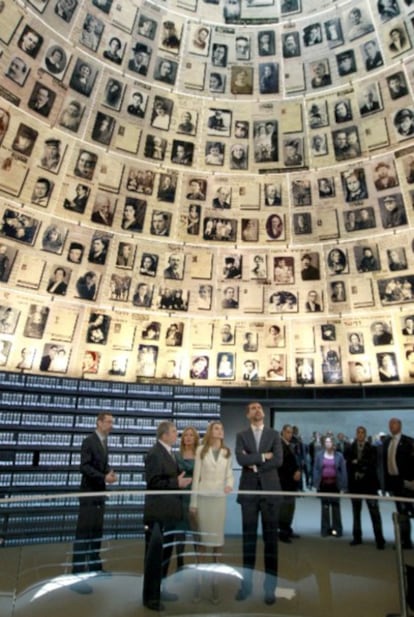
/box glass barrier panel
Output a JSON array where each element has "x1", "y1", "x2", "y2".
[{"x1": 0, "y1": 490, "x2": 411, "y2": 617}]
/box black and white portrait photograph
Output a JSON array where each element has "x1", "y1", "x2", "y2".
[
  {"x1": 282, "y1": 31, "x2": 301, "y2": 58},
  {"x1": 92, "y1": 0, "x2": 113, "y2": 14},
  {"x1": 336, "y1": 49, "x2": 357, "y2": 77},
  {"x1": 205, "y1": 141, "x2": 225, "y2": 166},
  {"x1": 88, "y1": 233, "x2": 110, "y2": 265},
  {"x1": 74, "y1": 149, "x2": 98, "y2": 180},
  {"x1": 23, "y1": 304, "x2": 49, "y2": 338},
  {"x1": 387, "y1": 24, "x2": 411, "y2": 58},
  {"x1": 31, "y1": 177, "x2": 54, "y2": 207},
  {"x1": 177, "y1": 110, "x2": 197, "y2": 136},
  {"x1": 144, "y1": 135, "x2": 167, "y2": 161},
  {"x1": 128, "y1": 42, "x2": 151, "y2": 76},
  {"x1": 151, "y1": 96, "x2": 173, "y2": 131},
  {"x1": 115, "y1": 242, "x2": 135, "y2": 269},
  {"x1": 209, "y1": 72, "x2": 226, "y2": 94},
  {"x1": 303, "y1": 23, "x2": 323, "y2": 47},
  {"x1": 324, "y1": 17, "x2": 344, "y2": 48},
  {"x1": 153, "y1": 58, "x2": 178, "y2": 85},
  {"x1": 63, "y1": 183, "x2": 90, "y2": 214},
  {"x1": 253, "y1": 120, "x2": 278, "y2": 163},
  {"x1": 1, "y1": 209, "x2": 39, "y2": 245},
  {"x1": 283, "y1": 138, "x2": 303, "y2": 167},
  {"x1": 346, "y1": 6, "x2": 374, "y2": 41},
  {"x1": 171, "y1": 140, "x2": 194, "y2": 166},
  {"x1": 231, "y1": 67, "x2": 254, "y2": 95},
  {"x1": 359, "y1": 83, "x2": 382, "y2": 116},
  {"x1": 157, "y1": 173, "x2": 177, "y2": 203},
  {"x1": 311, "y1": 134, "x2": 328, "y2": 157},
  {"x1": 257, "y1": 30, "x2": 275, "y2": 56},
  {"x1": 188, "y1": 24, "x2": 211, "y2": 57},
  {"x1": 293, "y1": 212, "x2": 312, "y2": 235},
  {"x1": 203, "y1": 217, "x2": 237, "y2": 241},
  {"x1": 258, "y1": 63, "x2": 279, "y2": 94},
  {"x1": 138, "y1": 14, "x2": 157, "y2": 40},
  {"x1": 79, "y1": 13, "x2": 104, "y2": 52},
  {"x1": 235, "y1": 34, "x2": 251, "y2": 60},
  {"x1": 211, "y1": 43, "x2": 228, "y2": 67},
  {"x1": 307, "y1": 101, "x2": 329, "y2": 128},
  {"x1": 207, "y1": 108, "x2": 232, "y2": 136},
  {"x1": 18, "y1": 25, "x2": 43, "y2": 58},
  {"x1": 103, "y1": 35, "x2": 124, "y2": 64},
  {"x1": 292, "y1": 179, "x2": 311, "y2": 206},
  {"x1": 139, "y1": 253, "x2": 158, "y2": 277},
  {"x1": 28, "y1": 82, "x2": 56, "y2": 118},
  {"x1": 332, "y1": 126, "x2": 361, "y2": 161},
  {"x1": 341, "y1": 167, "x2": 368, "y2": 202},
  {"x1": 393, "y1": 107, "x2": 414, "y2": 140},
  {"x1": 310, "y1": 59, "x2": 332, "y2": 89},
  {"x1": 378, "y1": 193, "x2": 408, "y2": 229},
  {"x1": 0, "y1": 243, "x2": 17, "y2": 283},
  {"x1": 160, "y1": 19, "x2": 182, "y2": 54},
  {"x1": 354, "y1": 245, "x2": 381, "y2": 272},
  {"x1": 334, "y1": 99, "x2": 353, "y2": 123},
  {"x1": 5, "y1": 56, "x2": 29, "y2": 86},
  {"x1": 58, "y1": 99, "x2": 85, "y2": 133},
  {"x1": 318, "y1": 177, "x2": 335, "y2": 199},
  {"x1": 0, "y1": 305, "x2": 19, "y2": 335},
  {"x1": 42, "y1": 44, "x2": 68, "y2": 78},
  {"x1": 126, "y1": 90, "x2": 147, "y2": 118},
  {"x1": 91, "y1": 111, "x2": 115, "y2": 145},
  {"x1": 69, "y1": 59, "x2": 98, "y2": 97},
  {"x1": 101, "y1": 78, "x2": 124, "y2": 111},
  {"x1": 55, "y1": 0, "x2": 78, "y2": 22}
]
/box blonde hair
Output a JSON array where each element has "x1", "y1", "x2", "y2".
[
  {"x1": 200, "y1": 421, "x2": 230, "y2": 460},
  {"x1": 179, "y1": 426, "x2": 200, "y2": 456}
]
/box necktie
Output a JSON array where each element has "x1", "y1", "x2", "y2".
[
  {"x1": 387, "y1": 436, "x2": 398, "y2": 475},
  {"x1": 254, "y1": 428, "x2": 261, "y2": 451}
]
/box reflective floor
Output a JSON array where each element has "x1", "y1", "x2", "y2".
[{"x1": 1, "y1": 495, "x2": 407, "y2": 617}]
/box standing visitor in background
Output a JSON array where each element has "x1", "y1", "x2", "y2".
[{"x1": 72, "y1": 412, "x2": 117, "y2": 573}]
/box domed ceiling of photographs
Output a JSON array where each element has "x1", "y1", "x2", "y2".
[{"x1": 0, "y1": 0, "x2": 414, "y2": 387}]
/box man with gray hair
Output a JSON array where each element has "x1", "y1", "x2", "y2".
[{"x1": 143, "y1": 421, "x2": 191, "y2": 611}]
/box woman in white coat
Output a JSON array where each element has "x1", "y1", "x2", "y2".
[{"x1": 190, "y1": 421, "x2": 233, "y2": 602}]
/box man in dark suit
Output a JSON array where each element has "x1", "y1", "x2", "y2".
[
  {"x1": 382, "y1": 417, "x2": 414, "y2": 549},
  {"x1": 235, "y1": 401, "x2": 283, "y2": 605},
  {"x1": 345, "y1": 426, "x2": 385, "y2": 549},
  {"x1": 278, "y1": 424, "x2": 301, "y2": 543},
  {"x1": 72, "y1": 413, "x2": 117, "y2": 573},
  {"x1": 143, "y1": 421, "x2": 191, "y2": 611}
]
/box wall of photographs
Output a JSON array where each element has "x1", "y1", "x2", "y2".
[{"x1": 1, "y1": 0, "x2": 414, "y2": 387}]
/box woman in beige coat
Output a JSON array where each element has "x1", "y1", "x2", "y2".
[{"x1": 190, "y1": 421, "x2": 233, "y2": 602}]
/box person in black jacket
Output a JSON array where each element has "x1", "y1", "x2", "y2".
[
  {"x1": 278, "y1": 424, "x2": 301, "y2": 542},
  {"x1": 235, "y1": 401, "x2": 283, "y2": 606},
  {"x1": 143, "y1": 421, "x2": 191, "y2": 612},
  {"x1": 72, "y1": 413, "x2": 117, "y2": 573},
  {"x1": 346, "y1": 426, "x2": 385, "y2": 549},
  {"x1": 382, "y1": 418, "x2": 414, "y2": 548}
]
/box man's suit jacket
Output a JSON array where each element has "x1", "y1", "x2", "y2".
[
  {"x1": 80, "y1": 432, "x2": 109, "y2": 495},
  {"x1": 345, "y1": 441, "x2": 380, "y2": 494},
  {"x1": 236, "y1": 426, "x2": 283, "y2": 504},
  {"x1": 144, "y1": 441, "x2": 182, "y2": 524},
  {"x1": 383, "y1": 433, "x2": 414, "y2": 491}
]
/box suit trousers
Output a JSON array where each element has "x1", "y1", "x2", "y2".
[
  {"x1": 73, "y1": 497, "x2": 105, "y2": 572},
  {"x1": 351, "y1": 497, "x2": 384, "y2": 544},
  {"x1": 240, "y1": 497, "x2": 279, "y2": 592},
  {"x1": 387, "y1": 476, "x2": 412, "y2": 547},
  {"x1": 143, "y1": 521, "x2": 176, "y2": 605}
]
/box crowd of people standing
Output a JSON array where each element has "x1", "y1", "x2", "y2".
[{"x1": 72, "y1": 409, "x2": 414, "y2": 611}]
